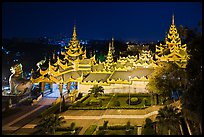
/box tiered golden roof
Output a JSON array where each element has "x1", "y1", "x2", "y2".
[
  {"x1": 31, "y1": 15, "x2": 188, "y2": 86},
  {"x1": 155, "y1": 14, "x2": 189, "y2": 68},
  {"x1": 31, "y1": 24, "x2": 95, "y2": 83},
  {"x1": 104, "y1": 39, "x2": 115, "y2": 71},
  {"x1": 61, "y1": 24, "x2": 86, "y2": 61}
]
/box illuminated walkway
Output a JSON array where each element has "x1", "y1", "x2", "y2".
[{"x1": 63, "y1": 110, "x2": 159, "y2": 119}]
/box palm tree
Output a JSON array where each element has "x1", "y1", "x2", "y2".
[
  {"x1": 35, "y1": 114, "x2": 66, "y2": 135},
  {"x1": 156, "y1": 105, "x2": 181, "y2": 135},
  {"x1": 142, "y1": 118, "x2": 155, "y2": 135},
  {"x1": 88, "y1": 85, "x2": 104, "y2": 97}
]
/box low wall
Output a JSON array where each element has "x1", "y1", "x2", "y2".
[{"x1": 78, "y1": 81, "x2": 149, "y2": 95}]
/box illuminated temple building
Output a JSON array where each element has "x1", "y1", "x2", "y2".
[{"x1": 30, "y1": 15, "x2": 189, "y2": 98}]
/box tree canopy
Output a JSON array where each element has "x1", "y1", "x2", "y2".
[
  {"x1": 88, "y1": 85, "x2": 104, "y2": 97},
  {"x1": 35, "y1": 114, "x2": 66, "y2": 135},
  {"x1": 147, "y1": 62, "x2": 186, "y2": 99}
]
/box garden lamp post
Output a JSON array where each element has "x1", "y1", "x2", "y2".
[{"x1": 128, "y1": 76, "x2": 131, "y2": 105}]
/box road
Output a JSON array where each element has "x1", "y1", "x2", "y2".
[{"x1": 2, "y1": 97, "x2": 56, "y2": 135}]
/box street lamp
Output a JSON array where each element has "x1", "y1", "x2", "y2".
[{"x1": 128, "y1": 76, "x2": 131, "y2": 105}]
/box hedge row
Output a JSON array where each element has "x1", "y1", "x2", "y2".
[
  {"x1": 71, "y1": 94, "x2": 90, "y2": 107},
  {"x1": 98, "y1": 125, "x2": 135, "y2": 130},
  {"x1": 84, "y1": 125, "x2": 97, "y2": 135},
  {"x1": 116, "y1": 93, "x2": 151, "y2": 97}
]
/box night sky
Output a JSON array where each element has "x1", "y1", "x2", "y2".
[{"x1": 2, "y1": 2, "x2": 202, "y2": 41}]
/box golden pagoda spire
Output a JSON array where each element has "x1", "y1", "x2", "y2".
[
  {"x1": 48, "y1": 58, "x2": 51, "y2": 72},
  {"x1": 105, "y1": 41, "x2": 114, "y2": 71},
  {"x1": 52, "y1": 52, "x2": 55, "y2": 60},
  {"x1": 155, "y1": 14, "x2": 189, "y2": 68},
  {"x1": 172, "y1": 14, "x2": 174, "y2": 25},
  {"x1": 111, "y1": 37, "x2": 115, "y2": 54},
  {"x1": 72, "y1": 24, "x2": 77, "y2": 41},
  {"x1": 112, "y1": 37, "x2": 114, "y2": 47}
]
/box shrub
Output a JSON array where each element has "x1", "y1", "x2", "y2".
[
  {"x1": 143, "y1": 98, "x2": 151, "y2": 106},
  {"x1": 142, "y1": 118, "x2": 155, "y2": 135},
  {"x1": 108, "y1": 125, "x2": 126, "y2": 130},
  {"x1": 114, "y1": 100, "x2": 120, "y2": 106},
  {"x1": 84, "y1": 125, "x2": 97, "y2": 135},
  {"x1": 102, "y1": 120, "x2": 109, "y2": 130},
  {"x1": 126, "y1": 98, "x2": 141, "y2": 105},
  {"x1": 126, "y1": 121, "x2": 131, "y2": 130},
  {"x1": 130, "y1": 97, "x2": 138, "y2": 102},
  {"x1": 70, "y1": 122, "x2": 76, "y2": 131}
]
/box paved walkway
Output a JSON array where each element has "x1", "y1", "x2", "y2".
[
  {"x1": 2, "y1": 98, "x2": 56, "y2": 133},
  {"x1": 63, "y1": 111, "x2": 158, "y2": 120}
]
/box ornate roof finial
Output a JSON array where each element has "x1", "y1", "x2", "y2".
[
  {"x1": 52, "y1": 52, "x2": 55, "y2": 60},
  {"x1": 31, "y1": 68, "x2": 34, "y2": 74},
  {"x1": 111, "y1": 37, "x2": 115, "y2": 54},
  {"x1": 172, "y1": 14, "x2": 175, "y2": 25},
  {"x1": 72, "y1": 24, "x2": 77, "y2": 40}
]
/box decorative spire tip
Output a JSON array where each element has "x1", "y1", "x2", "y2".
[{"x1": 172, "y1": 14, "x2": 175, "y2": 25}]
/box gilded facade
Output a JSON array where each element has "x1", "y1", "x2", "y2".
[{"x1": 30, "y1": 15, "x2": 188, "y2": 97}]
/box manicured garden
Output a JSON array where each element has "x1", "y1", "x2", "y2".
[{"x1": 69, "y1": 93, "x2": 152, "y2": 110}]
